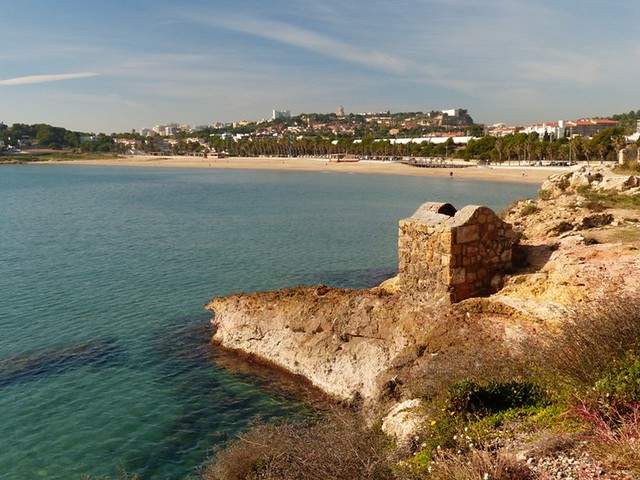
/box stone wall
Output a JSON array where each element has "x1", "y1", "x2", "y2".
[{"x1": 398, "y1": 202, "x2": 514, "y2": 303}]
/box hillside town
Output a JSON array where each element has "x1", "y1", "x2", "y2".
[{"x1": 2, "y1": 107, "x2": 640, "y2": 165}]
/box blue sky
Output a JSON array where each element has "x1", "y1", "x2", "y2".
[{"x1": 0, "y1": 0, "x2": 638, "y2": 132}]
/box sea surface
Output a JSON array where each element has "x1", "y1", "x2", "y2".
[{"x1": 0, "y1": 165, "x2": 537, "y2": 479}]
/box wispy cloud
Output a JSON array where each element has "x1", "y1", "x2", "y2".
[
  {"x1": 0, "y1": 72, "x2": 99, "y2": 86},
  {"x1": 181, "y1": 13, "x2": 408, "y2": 74},
  {"x1": 177, "y1": 12, "x2": 482, "y2": 93},
  {"x1": 518, "y1": 54, "x2": 601, "y2": 85}
]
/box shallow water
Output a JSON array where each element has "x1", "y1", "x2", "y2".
[{"x1": 0, "y1": 165, "x2": 537, "y2": 479}]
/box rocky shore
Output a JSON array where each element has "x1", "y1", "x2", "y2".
[{"x1": 206, "y1": 165, "x2": 640, "y2": 478}]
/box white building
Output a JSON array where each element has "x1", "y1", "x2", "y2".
[
  {"x1": 152, "y1": 123, "x2": 180, "y2": 136},
  {"x1": 441, "y1": 108, "x2": 462, "y2": 117},
  {"x1": 521, "y1": 121, "x2": 565, "y2": 139},
  {"x1": 389, "y1": 136, "x2": 476, "y2": 145},
  {"x1": 272, "y1": 109, "x2": 291, "y2": 120}
]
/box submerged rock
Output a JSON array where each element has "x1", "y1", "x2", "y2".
[{"x1": 0, "y1": 339, "x2": 125, "y2": 388}]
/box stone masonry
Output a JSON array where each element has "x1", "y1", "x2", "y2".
[{"x1": 398, "y1": 202, "x2": 515, "y2": 303}]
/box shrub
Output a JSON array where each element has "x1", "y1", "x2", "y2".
[
  {"x1": 520, "y1": 203, "x2": 539, "y2": 216},
  {"x1": 614, "y1": 159, "x2": 640, "y2": 174},
  {"x1": 426, "y1": 449, "x2": 535, "y2": 480},
  {"x1": 575, "y1": 403, "x2": 640, "y2": 474},
  {"x1": 540, "y1": 297, "x2": 640, "y2": 389},
  {"x1": 595, "y1": 353, "x2": 640, "y2": 406},
  {"x1": 202, "y1": 410, "x2": 394, "y2": 480},
  {"x1": 447, "y1": 380, "x2": 547, "y2": 417},
  {"x1": 538, "y1": 189, "x2": 552, "y2": 201},
  {"x1": 557, "y1": 177, "x2": 571, "y2": 191}
]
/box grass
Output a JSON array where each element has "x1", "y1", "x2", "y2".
[
  {"x1": 614, "y1": 160, "x2": 640, "y2": 175},
  {"x1": 466, "y1": 404, "x2": 574, "y2": 444},
  {"x1": 425, "y1": 450, "x2": 535, "y2": 480},
  {"x1": 575, "y1": 403, "x2": 640, "y2": 475},
  {"x1": 583, "y1": 227, "x2": 640, "y2": 244},
  {"x1": 577, "y1": 185, "x2": 640, "y2": 210},
  {"x1": 539, "y1": 296, "x2": 640, "y2": 389}
]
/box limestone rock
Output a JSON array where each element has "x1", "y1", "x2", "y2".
[{"x1": 381, "y1": 399, "x2": 425, "y2": 444}]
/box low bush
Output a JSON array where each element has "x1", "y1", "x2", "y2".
[
  {"x1": 614, "y1": 160, "x2": 640, "y2": 174},
  {"x1": 520, "y1": 203, "x2": 539, "y2": 216},
  {"x1": 202, "y1": 410, "x2": 394, "y2": 480},
  {"x1": 540, "y1": 297, "x2": 640, "y2": 389},
  {"x1": 538, "y1": 189, "x2": 552, "y2": 201},
  {"x1": 447, "y1": 379, "x2": 547, "y2": 417},
  {"x1": 595, "y1": 353, "x2": 640, "y2": 406},
  {"x1": 575, "y1": 403, "x2": 640, "y2": 475},
  {"x1": 426, "y1": 449, "x2": 535, "y2": 480}
]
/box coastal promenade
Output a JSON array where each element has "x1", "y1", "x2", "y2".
[{"x1": 52, "y1": 155, "x2": 569, "y2": 184}]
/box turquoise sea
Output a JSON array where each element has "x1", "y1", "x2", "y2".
[{"x1": 0, "y1": 165, "x2": 537, "y2": 479}]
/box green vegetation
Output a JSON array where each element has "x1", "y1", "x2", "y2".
[
  {"x1": 200, "y1": 126, "x2": 631, "y2": 161},
  {"x1": 3, "y1": 107, "x2": 638, "y2": 161},
  {"x1": 537, "y1": 189, "x2": 552, "y2": 201},
  {"x1": 578, "y1": 186, "x2": 640, "y2": 210},
  {"x1": 0, "y1": 122, "x2": 123, "y2": 154},
  {"x1": 203, "y1": 295, "x2": 640, "y2": 479},
  {"x1": 447, "y1": 380, "x2": 546, "y2": 417},
  {"x1": 612, "y1": 109, "x2": 640, "y2": 132},
  {"x1": 520, "y1": 203, "x2": 539, "y2": 216}
]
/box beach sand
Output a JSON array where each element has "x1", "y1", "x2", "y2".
[{"x1": 52, "y1": 155, "x2": 567, "y2": 184}]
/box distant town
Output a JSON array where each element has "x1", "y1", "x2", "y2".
[{"x1": 2, "y1": 106, "x2": 640, "y2": 165}]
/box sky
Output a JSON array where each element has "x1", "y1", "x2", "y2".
[{"x1": 0, "y1": 0, "x2": 639, "y2": 132}]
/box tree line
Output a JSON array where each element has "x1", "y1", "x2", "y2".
[
  {"x1": 2, "y1": 119, "x2": 638, "y2": 163},
  {"x1": 0, "y1": 123, "x2": 117, "y2": 152},
  {"x1": 202, "y1": 128, "x2": 634, "y2": 163}
]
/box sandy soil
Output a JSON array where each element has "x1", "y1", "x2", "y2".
[{"x1": 50, "y1": 155, "x2": 568, "y2": 184}]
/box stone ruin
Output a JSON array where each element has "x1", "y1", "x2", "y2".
[{"x1": 398, "y1": 202, "x2": 515, "y2": 303}]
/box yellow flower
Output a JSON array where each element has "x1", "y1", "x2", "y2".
[{"x1": 430, "y1": 420, "x2": 437, "y2": 426}]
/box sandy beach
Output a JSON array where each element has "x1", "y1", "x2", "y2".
[{"x1": 51, "y1": 155, "x2": 568, "y2": 184}]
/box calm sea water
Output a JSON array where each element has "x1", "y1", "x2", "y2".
[{"x1": 0, "y1": 165, "x2": 537, "y2": 479}]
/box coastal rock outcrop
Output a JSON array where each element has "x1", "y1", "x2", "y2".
[
  {"x1": 207, "y1": 165, "x2": 640, "y2": 419},
  {"x1": 207, "y1": 201, "x2": 521, "y2": 407},
  {"x1": 540, "y1": 165, "x2": 640, "y2": 198},
  {"x1": 208, "y1": 286, "x2": 432, "y2": 401}
]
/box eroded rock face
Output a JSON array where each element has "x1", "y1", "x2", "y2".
[{"x1": 207, "y1": 286, "x2": 438, "y2": 403}]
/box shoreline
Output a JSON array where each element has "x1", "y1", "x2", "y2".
[{"x1": 42, "y1": 155, "x2": 569, "y2": 184}]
